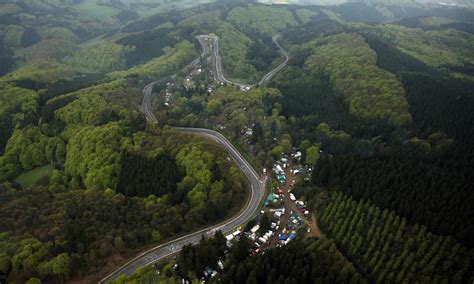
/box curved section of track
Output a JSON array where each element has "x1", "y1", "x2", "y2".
[
  {"x1": 100, "y1": 124, "x2": 265, "y2": 283},
  {"x1": 201, "y1": 34, "x2": 289, "y2": 88},
  {"x1": 101, "y1": 33, "x2": 289, "y2": 283},
  {"x1": 258, "y1": 35, "x2": 289, "y2": 86}
]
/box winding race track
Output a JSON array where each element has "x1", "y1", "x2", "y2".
[
  {"x1": 200, "y1": 34, "x2": 289, "y2": 88},
  {"x1": 258, "y1": 35, "x2": 289, "y2": 86},
  {"x1": 100, "y1": 33, "x2": 289, "y2": 283}
]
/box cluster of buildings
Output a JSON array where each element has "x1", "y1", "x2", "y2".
[
  {"x1": 224, "y1": 229, "x2": 242, "y2": 244},
  {"x1": 172, "y1": 148, "x2": 314, "y2": 283},
  {"x1": 239, "y1": 86, "x2": 251, "y2": 92},
  {"x1": 223, "y1": 149, "x2": 313, "y2": 258},
  {"x1": 222, "y1": 196, "x2": 288, "y2": 257},
  {"x1": 164, "y1": 82, "x2": 175, "y2": 107},
  {"x1": 272, "y1": 150, "x2": 305, "y2": 184},
  {"x1": 247, "y1": 223, "x2": 274, "y2": 253},
  {"x1": 272, "y1": 160, "x2": 288, "y2": 185},
  {"x1": 271, "y1": 189, "x2": 309, "y2": 247},
  {"x1": 276, "y1": 211, "x2": 302, "y2": 246}
]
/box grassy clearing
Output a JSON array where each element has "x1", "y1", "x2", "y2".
[
  {"x1": 75, "y1": 1, "x2": 120, "y2": 19},
  {"x1": 14, "y1": 164, "x2": 54, "y2": 188}
]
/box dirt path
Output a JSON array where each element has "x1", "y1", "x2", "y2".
[
  {"x1": 266, "y1": 204, "x2": 290, "y2": 248},
  {"x1": 264, "y1": 167, "x2": 325, "y2": 248},
  {"x1": 263, "y1": 169, "x2": 294, "y2": 248},
  {"x1": 284, "y1": 193, "x2": 321, "y2": 238},
  {"x1": 310, "y1": 212, "x2": 324, "y2": 238}
]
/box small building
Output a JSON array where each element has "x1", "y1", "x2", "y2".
[
  {"x1": 225, "y1": 234, "x2": 234, "y2": 241},
  {"x1": 250, "y1": 225, "x2": 260, "y2": 234}
]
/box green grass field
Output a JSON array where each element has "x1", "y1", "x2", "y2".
[
  {"x1": 75, "y1": 1, "x2": 121, "y2": 19},
  {"x1": 14, "y1": 164, "x2": 54, "y2": 189}
]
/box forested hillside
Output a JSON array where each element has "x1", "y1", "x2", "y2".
[
  {"x1": 0, "y1": 5, "x2": 249, "y2": 279},
  {"x1": 0, "y1": 0, "x2": 208, "y2": 76},
  {"x1": 265, "y1": 12, "x2": 474, "y2": 256},
  {"x1": 0, "y1": 81, "x2": 247, "y2": 283},
  {"x1": 0, "y1": 1, "x2": 109, "y2": 75},
  {"x1": 305, "y1": 32, "x2": 412, "y2": 127},
  {"x1": 215, "y1": 237, "x2": 366, "y2": 283},
  {"x1": 1, "y1": 0, "x2": 474, "y2": 282}
]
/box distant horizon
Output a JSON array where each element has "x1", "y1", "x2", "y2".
[
  {"x1": 0, "y1": 0, "x2": 472, "y2": 282},
  {"x1": 256, "y1": 0, "x2": 474, "y2": 8}
]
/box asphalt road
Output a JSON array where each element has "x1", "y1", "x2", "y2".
[
  {"x1": 102, "y1": 37, "x2": 266, "y2": 283},
  {"x1": 212, "y1": 36, "x2": 253, "y2": 89},
  {"x1": 258, "y1": 35, "x2": 289, "y2": 86},
  {"x1": 101, "y1": 32, "x2": 290, "y2": 282},
  {"x1": 200, "y1": 34, "x2": 289, "y2": 89},
  {"x1": 99, "y1": 124, "x2": 266, "y2": 283}
]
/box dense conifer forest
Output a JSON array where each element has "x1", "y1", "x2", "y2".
[
  {"x1": 117, "y1": 152, "x2": 181, "y2": 198},
  {"x1": 318, "y1": 192, "x2": 471, "y2": 283}
]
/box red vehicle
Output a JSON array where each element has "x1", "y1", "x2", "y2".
[{"x1": 251, "y1": 249, "x2": 261, "y2": 256}]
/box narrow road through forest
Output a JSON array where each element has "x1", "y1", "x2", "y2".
[{"x1": 101, "y1": 33, "x2": 290, "y2": 283}]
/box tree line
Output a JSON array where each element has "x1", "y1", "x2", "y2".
[
  {"x1": 215, "y1": 237, "x2": 365, "y2": 284},
  {"x1": 312, "y1": 154, "x2": 474, "y2": 248},
  {"x1": 0, "y1": 51, "x2": 247, "y2": 283},
  {"x1": 318, "y1": 191, "x2": 472, "y2": 283}
]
